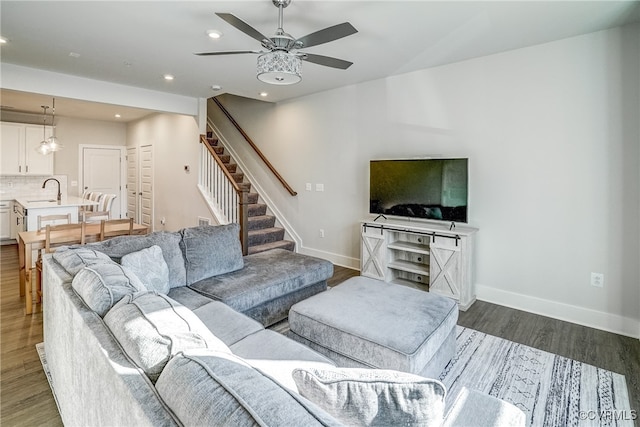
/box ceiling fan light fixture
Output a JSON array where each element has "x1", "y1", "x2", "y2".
[{"x1": 257, "y1": 51, "x2": 301, "y2": 85}]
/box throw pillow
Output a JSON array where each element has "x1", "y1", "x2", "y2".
[
  {"x1": 52, "y1": 247, "x2": 113, "y2": 275},
  {"x1": 71, "y1": 262, "x2": 147, "y2": 317},
  {"x1": 179, "y1": 224, "x2": 244, "y2": 285},
  {"x1": 103, "y1": 291, "x2": 231, "y2": 382},
  {"x1": 120, "y1": 245, "x2": 170, "y2": 294},
  {"x1": 292, "y1": 367, "x2": 446, "y2": 427},
  {"x1": 84, "y1": 231, "x2": 187, "y2": 288}
]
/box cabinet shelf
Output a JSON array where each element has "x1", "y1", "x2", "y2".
[
  {"x1": 390, "y1": 277, "x2": 429, "y2": 292},
  {"x1": 388, "y1": 260, "x2": 429, "y2": 276},
  {"x1": 388, "y1": 241, "x2": 430, "y2": 255}
]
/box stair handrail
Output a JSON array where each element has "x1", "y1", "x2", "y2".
[
  {"x1": 212, "y1": 97, "x2": 297, "y2": 196},
  {"x1": 200, "y1": 134, "x2": 249, "y2": 255}
]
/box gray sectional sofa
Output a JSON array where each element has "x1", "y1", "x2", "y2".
[{"x1": 42, "y1": 223, "x2": 525, "y2": 427}]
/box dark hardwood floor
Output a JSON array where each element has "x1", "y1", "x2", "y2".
[
  {"x1": 0, "y1": 244, "x2": 63, "y2": 426},
  {"x1": 1, "y1": 244, "x2": 637, "y2": 425}
]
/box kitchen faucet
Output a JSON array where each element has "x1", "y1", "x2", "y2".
[{"x1": 42, "y1": 178, "x2": 62, "y2": 203}]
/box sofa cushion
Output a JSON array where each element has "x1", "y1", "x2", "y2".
[
  {"x1": 167, "y1": 286, "x2": 216, "y2": 311},
  {"x1": 121, "y1": 245, "x2": 170, "y2": 294},
  {"x1": 84, "y1": 231, "x2": 186, "y2": 288},
  {"x1": 231, "y1": 329, "x2": 336, "y2": 393},
  {"x1": 52, "y1": 247, "x2": 113, "y2": 276},
  {"x1": 293, "y1": 367, "x2": 446, "y2": 427},
  {"x1": 189, "y1": 248, "x2": 333, "y2": 314},
  {"x1": 192, "y1": 301, "x2": 264, "y2": 346},
  {"x1": 72, "y1": 262, "x2": 147, "y2": 317},
  {"x1": 155, "y1": 350, "x2": 343, "y2": 427},
  {"x1": 179, "y1": 224, "x2": 244, "y2": 285},
  {"x1": 103, "y1": 291, "x2": 231, "y2": 382}
]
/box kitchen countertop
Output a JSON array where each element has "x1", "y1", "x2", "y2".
[{"x1": 15, "y1": 196, "x2": 97, "y2": 210}]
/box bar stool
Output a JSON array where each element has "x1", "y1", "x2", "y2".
[
  {"x1": 37, "y1": 213, "x2": 72, "y2": 231},
  {"x1": 82, "y1": 194, "x2": 116, "y2": 222}
]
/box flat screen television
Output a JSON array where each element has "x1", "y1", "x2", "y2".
[{"x1": 369, "y1": 158, "x2": 468, "y2": 223}]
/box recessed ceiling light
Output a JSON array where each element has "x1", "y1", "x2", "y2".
[
  {"x1": 163, "y1": 74, "x2": 175, "y2": 81},
  {"x1": 0, "y1": 37, "x2": 8, "y2": 44},
  {"x1": 211, "y1": 85, "x2": 222, "y2": 91},
  {"x1": 260, "y1": 92, "x2": 268, "y2": 97},
  {"x1": 206, "y1": 30, "x2": 223, "y2": 39},
  {"x1": 114, "y1": 114, "x2": 121, "y2": 119},
  {"x1": 69, "y1": 52, "x2": 81, "y2": 58}
]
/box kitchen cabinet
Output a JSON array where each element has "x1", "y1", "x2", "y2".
[
  {"x1": 0, "y1": 122, "x2": 54, "y2": 175},
  {"x1": 15, "y1": 197, "x2": 98, "y2": 231},
  {"x1": 0, "y1": 201, "x2": 10, "y2": 240},
  {"x1": 10, "y1": 201, "x2": 23, "y2": 239}
]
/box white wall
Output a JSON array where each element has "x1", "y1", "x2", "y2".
[
  {"x1": 54, "y1": 116, "x2": 127, "y2": 196},
  {"x1": 126, "y1": 113, "x2": 213, "y2": 232},
  {"x1": 216, "y1": 25, "x2": 640, "y2": 337}
]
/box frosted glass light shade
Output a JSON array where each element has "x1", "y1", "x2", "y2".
[
  {"x1": 47, "y1": 135, "x2": 63, "y2": 152},
  {"x1": 35, "y1": 140, "x2": 51, "y2": 155},
  {"x1": 257, "y1": 51, "x2": 301, "y2": 85}
]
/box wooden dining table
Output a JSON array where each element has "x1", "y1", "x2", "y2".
[{"x1": 18, "y1": 222, "x2": 149, "y2": 315}]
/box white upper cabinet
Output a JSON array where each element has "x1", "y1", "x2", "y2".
[{"x1": 1, "y1": 122, "x2": 54, "y2": 175}]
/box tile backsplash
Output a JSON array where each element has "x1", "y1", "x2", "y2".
[{"x1": 0, "y1": 175, "x2": 68, "y2": 201}]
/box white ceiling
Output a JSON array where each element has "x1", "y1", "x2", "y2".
[{"x1": 1, "y1": 1, "x2": 639, "y2": 121}]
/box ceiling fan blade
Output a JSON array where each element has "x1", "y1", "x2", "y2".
[
  {"x1": 215, "y1": 12, "x2": 275, "y2": 48},
  {"x1": 302, "y1": 53, "x2": 353, "y2": 70},
  {"x1": 295, "y1": 22, "x2": 357, "y2": 49},
  {"x1": 195, "y1": 50, "x2": 259, "y2": 56}
]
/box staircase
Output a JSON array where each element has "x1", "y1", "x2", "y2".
[{"x1": 205, "y1": 133, "x2": 295, "y2": 255}]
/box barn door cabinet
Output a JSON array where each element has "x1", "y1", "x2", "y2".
[
  {"x1": 1, "y1": 122, "x2": 54, "y2": 176},
  {"x1": 361, "y1": 218, "x2": 478, "y2": 310}
]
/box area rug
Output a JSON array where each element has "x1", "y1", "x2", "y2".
[
  {"x1": 36, "y1": 326, "x2": 633, "y2": 427},
  {"x1": 35, "y1": 342, "x2": 61, "y2": 416},
  {"x1": 439, "y1": 327, "x2": 633, "y2": 427}
]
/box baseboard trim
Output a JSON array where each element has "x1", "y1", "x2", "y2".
[
  {"x1": 298, "y1": 246, "x2": 360, "y2": 270},
  {"x1": 477, "y1": 284, "x2": 640, "y2": 339}
]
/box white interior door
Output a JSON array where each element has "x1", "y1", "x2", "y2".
[
  {"x1": 140, "y1": 144, "x2": 153, "y2": 229},
  {"x1": 81, "y1": 146, "x2": 125, "y2": 219},
  {"x1": 126, "y1": 146, "x2": 138, "y2": 221}
]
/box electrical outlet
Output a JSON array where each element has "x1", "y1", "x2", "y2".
[
  {"x1": 319, "y1": 229, "x2": 325, "y2": 238},
  {"x1": 590, "y1": 272, "x2": 604, "y2": 288},
  {"x1": 315, "y1": 183, "x2": 324, "y2": 192},
  {"x1": 160, "y1": 217, "x2": 166, "y2": 225},
  {"x1": 306, "y1": 183, "x2": 312, "y2": 191}
]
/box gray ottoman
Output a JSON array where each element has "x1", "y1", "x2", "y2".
[{"x1": 288, "y1": 276, "x2": 458, "y2": 379}]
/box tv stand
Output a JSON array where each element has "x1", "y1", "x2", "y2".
[{"x1": 360, "y1": 218, "x2": 478, "y2": 310}]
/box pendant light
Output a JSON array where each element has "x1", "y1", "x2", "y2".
[
  {"x1": 47, "y1": 98, "x2": 63, "y2": 152},
  {"x1": 35, "y1": 105, "x2": 52, "y2": 155}
]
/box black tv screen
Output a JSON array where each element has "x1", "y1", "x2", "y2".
[{"x1": 369, "y1": 158, "x2": 468, "y2": 223}]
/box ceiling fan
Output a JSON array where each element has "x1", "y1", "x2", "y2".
[{"x1": 195, "y1": 0, "x2": 358, "y2": 85}]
